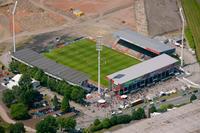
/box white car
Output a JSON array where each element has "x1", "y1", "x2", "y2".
[{"x1": 117, "y1": 110, "x2": 122, "y2": 114}]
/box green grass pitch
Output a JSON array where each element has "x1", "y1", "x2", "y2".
[
  {"x1": 44, "y1": 39, "x2": 140, "y2": 86},
  {"x1": 182, "y1": 0, "x2": 200, "y2": 61}
]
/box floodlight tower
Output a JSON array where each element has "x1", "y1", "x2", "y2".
[
  {"x1": 96, "y1": 36, "x2": 103, "y2": 95},
  {"x1": 12, "y1": 1, "x2": 18, "y2": 53},
  {"x1": 179, "y1": 8, "x2": 185, "y2": 67}
]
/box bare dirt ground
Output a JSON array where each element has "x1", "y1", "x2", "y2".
[
  {"x1": 0, "y1": 0, "x2": 66, "y2": 41},
  {"x1": 145, "y1": 0, "x2": 182, "y2": 37},
  {"x1": 41, "y1": 0, "x2": 133, "y2": 17}
]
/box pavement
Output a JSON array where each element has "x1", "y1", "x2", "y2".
[{"x1": 112, "y1": 100, "x2": 200, "y2": 133}]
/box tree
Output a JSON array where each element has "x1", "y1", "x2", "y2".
[
  {"x1": 36, "y1": 116, "x2": 58, "y2": 133},
  {"x1": 52, "y1": 95, "x2": 59, "y2": 110},
  {"x1": 18, "y1": 74, "x2": 32, "y2": 89},
  {"x1": 61, "y1": 95, "x2": 70, "y2": 112},
  {"x1": 34, "y1": 69, "x2": 44, "y2": 81},
  {"x1": 71, "y1": 87, "x2": 85, "y2": 103},
  {"x1": 2, "y1": 90, "x2": 15, "y2": 107},
  {"x1": 57, "y1": 117, "x2": 76, "y2": 131},
  {"x1": 19, "y1": 89, "x2": 40, "y2": 107},
  {"x1": 9, "y1": 123, "x2": 25, "y2": 133},
  {"x1": 10, "y1": 103, "x2": 29, "y2": 120},
  {"x1": 62, "y1": 86, "x2": 72, "y2": 99},
  {"x1": 0, "y1": 126, "x2": 5, "y2": 133},
  {"x1": 47, "y1": 78, "x2": 57, "y2": 91},
  {"x1": 18, "y1": 63, "x2": 28, "y2": 74},
  {"x1": 190, "y1": 94, "x2": 197, "y2": 102},
  {"x1": 40, "y1": 74, "x2": 48, "y2": 86},
  {"x1": 101, "y1": 118, "x2": 112, "y2": 129},
  {"x1": 9, "y1": 61, "x2": 19, "y2": 73}
]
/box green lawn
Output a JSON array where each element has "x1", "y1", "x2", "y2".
[
  {"x1": 182, "y1": 0, "x2": 200, "y2": 61},
  {"x1": 44, "y1": 39, "x2": 140, "y2": 86},
  {"x1": 185, "y1": 26, "x2": 195, "y2": 49}
]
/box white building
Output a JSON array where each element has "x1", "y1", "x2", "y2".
[{"x1": 2, "y1": 74, "x2": 40, "y2": 90}]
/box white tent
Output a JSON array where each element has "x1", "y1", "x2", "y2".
[
  {"x1": 98, "y1": 99, "x2": 106, "y2": 104},
  {"x1": 121, "y1": 95, "x2": 128, "y2": 99}
]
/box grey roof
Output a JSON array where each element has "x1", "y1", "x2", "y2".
[
  {"x1": 107, "y1": 54, "x2": 178, "y2": 85},
  {"x1": 114, "y1": 29, "x2": 175, "y2": 54},
  {"x1": 12, "y1": 48, "x2": 89, "y2": 85}
]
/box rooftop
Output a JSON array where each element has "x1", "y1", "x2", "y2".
[
  {"x1": 107, "y1": 54, "x2": 178, "y2": 85},
  {"x1": 114, "y1": 29, "x2": 175, "y2": 54},
  {"x1": 12, "y1": 48, "x2": 89, "y2": 85}
]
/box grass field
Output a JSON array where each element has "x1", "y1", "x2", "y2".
[
  {"x1": 44, "y1": 39, "x2": 140, "y2": 86},
  {"x1": 182, "y1": 0, "x2": 200, "y2": 61}
]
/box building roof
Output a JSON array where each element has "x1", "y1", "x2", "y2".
[
  {"x1": 12, "y1": 49, "x2": 89, "y2": 85},
  {"x1": 107, "y1": 54, "x2": 178, "y2": 85},
  {"x1": 6, "y1": 74, "x2": 22, "y2": 89},
  {"x1": 114, "y1": 29, "x2": 175, "y2": 54}
]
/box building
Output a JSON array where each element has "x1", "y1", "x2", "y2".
[
  {"x1": 113, "y1": 29, "x2": 175, "y2": 58},
  {"x1": 11, "y1": 48, "x2": 89, "y2": 86},
  {"x1": 107, "y1": 54, "x2": 179, "y2": 95},
  {"x1": 2, "y1": 74, "x2": 40, "y2": 90}
]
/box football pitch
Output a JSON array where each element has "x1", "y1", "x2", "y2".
[{"x1": 44, "y1": 39, "x2": 140, "y2": 86}]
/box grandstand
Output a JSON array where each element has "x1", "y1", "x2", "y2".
[
  {"x1": 113, "y1": 29, "x2": 175, "y2": 59},
  {"x1": 107, "y1": 54, "x2": 179, "y2": 95},
  {"x1": 11, "y1": 48, "x2": 89, "y2": 86}
]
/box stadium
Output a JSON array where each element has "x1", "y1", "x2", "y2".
[{"x1": 11, "y1": 29, "x2": 179, "y2": 95}]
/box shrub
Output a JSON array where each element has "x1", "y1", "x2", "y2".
[
  {"x1": 110, "y1": 115, "x2": 118, "y2": 126},
  {"x1": 132, "y1": 108, "x2": 146, "y2": 120},
  {"x1": 117, "y1": 114, "x2": 132, "y2": 124},
  {"x1": 101, "y1": 118, "x2": 112, "y2": 129},
  {"x1": 90, "y1": 124, "x2": 103, "y2": 132},
  {"x1": 157, "y1": 104, "x2": 168, "y2": 112},
  {"x1": 93, "y1": 119, "x2": 101, "y2": 126},
  {"x1": 149, "y1": 105, "x2": 157, "y2": 113},
  {"x1": 190, "y1": 94, "x2": 197, "y2": 102}
]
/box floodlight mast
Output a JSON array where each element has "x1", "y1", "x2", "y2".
[
  {"x1": 96, "y1": 36, "x2": 103, "y2": 95},
  {"x1": 179, "y1": 8, "x2": 184, "y2": 67},
  {"x1": 12, "y1": 1, "x2": 18, "y2": 53}
]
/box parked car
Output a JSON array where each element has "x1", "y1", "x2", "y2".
[{"x1": 160, "y1": 99, "x2": 166, "y2": 103}]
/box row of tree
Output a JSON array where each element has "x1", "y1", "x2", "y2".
[
  {"x1": 0, "y1": 122, "x2": 25, "y2": 133},
  {"x1": 9, "y1": 61, "x2": 86, "y2": 104},
  {"x1": 36, "y1": 116, "x2": 76, "y2": 133},
  {"x1": 84, "y1": 108, "x2": 146, "y2": 132}
]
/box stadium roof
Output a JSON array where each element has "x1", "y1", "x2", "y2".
[
  {"x1": 114, "y1": 29, "x2": 175, "y2": 54},
  {"x1": 12, "y1": 48, "x2": 89, "y2": 85},
  {"x1": 107, "y1": 54, "x2": 178, "y2": 85}
]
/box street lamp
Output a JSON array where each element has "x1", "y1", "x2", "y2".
[
  {"x1": 96, "y1": 36, "x2": 103, "y2": 95},
  {"x1": 179, "y1": 8, "x2": 185, "y2": 67},
  {"x1": 12, "y1": 1, "x2": 18, "y2": 53}
]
